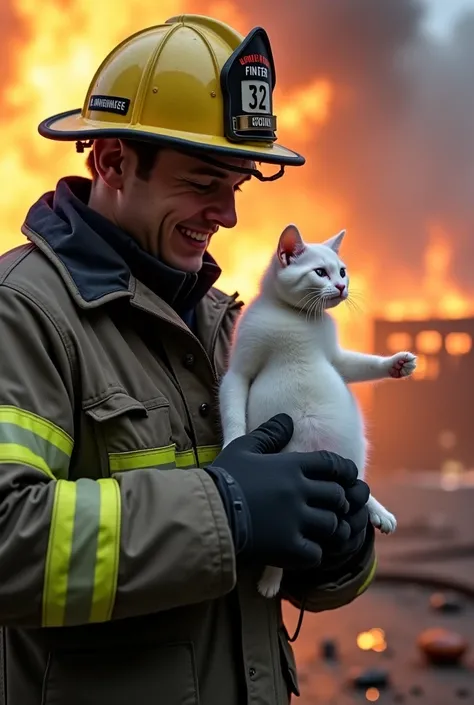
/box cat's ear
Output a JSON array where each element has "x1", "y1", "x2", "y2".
[
  {"x1": 277, "y1": 224, "x2": 306, "y2": 267},
  {"x1": 323, "y1": 229, "x2": 346, "y2": 254}
]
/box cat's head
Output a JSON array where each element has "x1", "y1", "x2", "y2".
[{"x1": 268, "y1": 223, "x2": 349, "y2": 313}]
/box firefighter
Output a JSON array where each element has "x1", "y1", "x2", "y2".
[{"x1": 0, "y1": 14, "x2": 375, "y2": 705}]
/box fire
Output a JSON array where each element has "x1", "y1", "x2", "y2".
[
  {"x1": 385, "y1": 223, "x2": 474, "y2": 321},
  {"x1": 3, "y1": 2, "x2": 473, "y2": 366},
  {"x1": 2, "y1": 0, "x2": 188, "y2": 252},
  {"x1": 356, "y1": 628, "x2": 387, "y2": 652},
  {"x1": 2, "y1": 2, "x2": 337, "y2": 304},
  {"x1": 277, "y1": 80, "x2": 333, "y2": 137}
]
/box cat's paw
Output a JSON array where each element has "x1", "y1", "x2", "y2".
[
  {"x1": 386, "y1": 351, "x2": 417, "y2": 379},
  {"x1": 257, "y1": 577, "x2": 281, "y2": 598},
  {"x1": 369, "y1": 506, "x2": 397, "y2": 534},
  {"x1": 258, "y1": 566, "x2": 283, "y2": 598}
]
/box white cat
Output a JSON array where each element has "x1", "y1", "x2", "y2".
[{"x1": 219, "y1": 223, "x2": 416, "y2": 599}]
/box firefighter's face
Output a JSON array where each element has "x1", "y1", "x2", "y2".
[{"x1": 91, "y1": 140, "x2": 252, "y2": 272}]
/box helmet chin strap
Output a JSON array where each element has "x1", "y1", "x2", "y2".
[
  {"x1": 75, "y1": 138, "x2": 286, "y2": 182},
  {"x1": 188, "y1": 151, "x2": 286, "y2": 182}
]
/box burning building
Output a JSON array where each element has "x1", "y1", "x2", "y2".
[{"x1": 370, "y1": 316, "x2": 474, "y2": 475}]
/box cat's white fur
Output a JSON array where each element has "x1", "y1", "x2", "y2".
[{"x1": 219, "y1": 224, "x2": 416, "y2": 598}]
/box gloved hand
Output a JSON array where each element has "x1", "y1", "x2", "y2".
[
  {"x1": 319, "y1": 479, "x2": 370, "y2": 569},
  {"x1": 204, "y1": 413, "x2": 359, "y2": 572}
]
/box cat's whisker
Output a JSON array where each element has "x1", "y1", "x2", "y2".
[
  {"x1": 296, "y1": 295, "x2": 315, "y2": 319},
  {"x1": 347, "y1": 291, "x2": 366, "y2": 303},
  {"x1": 345, "y1": 298, "x2": 364, "y2": 317},
  {"x1": 305, "y1": 297, "x2": 317, "y2": 322},
  {"x1": 347, "y1": 294, "x2": 365, "y2": 304},
  {"x1": 313, "y1": 296, "x2": 325, "y2": 319},
  {"x1": 297, "y1": 291, "x2": 319, "y2": 310},
  {"x1": 296, "y1": 288, "x2": 322, "y2": 311},
  {"x1": 348, "y1": 296, "x2": 367, "y2": 308},
  {"x1": 306, "y1": 293, "x2": 323, "y2": 322}
]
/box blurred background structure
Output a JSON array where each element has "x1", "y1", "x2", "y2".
[{"x1": 2, "y1": 0, "x2": 474, "y2": 701}]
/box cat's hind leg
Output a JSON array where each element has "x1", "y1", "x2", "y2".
[
  {"x1": 367, "y1": 494, "x2": 397, "y2": 534},
  {"x1": 258, "y1": 565, "x2": 283, "y2": 598}
]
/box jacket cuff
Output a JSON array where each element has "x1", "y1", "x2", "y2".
[{"x1": 203, "y1": 465, "x2": 251, "y2": 556}]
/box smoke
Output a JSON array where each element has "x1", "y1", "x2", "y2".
[{"x1": 199, "y1": 0, "x2": 474, "y2": 298}]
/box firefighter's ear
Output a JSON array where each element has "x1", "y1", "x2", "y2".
[{"x1": 92, "y1": 139, "x2": 124, "y2": 188}]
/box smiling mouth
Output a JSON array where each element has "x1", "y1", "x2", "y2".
[{"x1": 176, "y1": 225, "x2": 216, "y2": 242}]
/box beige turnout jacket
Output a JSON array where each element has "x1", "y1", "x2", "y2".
[{"x1": 0, "y1": 179, "x2": 376, "y2": 705}]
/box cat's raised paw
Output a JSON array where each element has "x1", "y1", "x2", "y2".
[
  {"x1": 369, "y1": 507, "x2": 397, "y2": 534},
  {"x1": 387, "y1": 351, "x2": 417, "y2": 379}
]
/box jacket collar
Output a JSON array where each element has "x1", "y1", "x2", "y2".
[{"x1": 21, "y1": 176, "x2": 222, "y2": 313}]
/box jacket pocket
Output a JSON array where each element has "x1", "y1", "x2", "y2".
[
  {"x1": 278, "y1": 628, "x2": 300, "y2": 698},
  {"x1": 83, "y1": 391, "x2": 174, "y2": 476},
  {"x1": 42, "y1": 642, "x2": 199, "y2": 705}
]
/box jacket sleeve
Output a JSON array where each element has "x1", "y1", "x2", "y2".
[
  {"x1": 281, "y1": 525, "x2": 377, "y2": 612},
  {"x1": 0, "y1": 284, "x2": 236, "y2": 629}
]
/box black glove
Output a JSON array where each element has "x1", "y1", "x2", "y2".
[
  {"x1": 205, "y1": 413, "x2": 359, "y2": 572},
  {"x1": 319, "y1": 479, "x2": 370, "y2": 569}
]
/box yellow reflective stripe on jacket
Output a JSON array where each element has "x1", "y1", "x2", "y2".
[
  {"x1": 109, "y1": 444, "x2": 221, "y2": 473},
  {"x1": 196, "y1": 445, "x2": 221, "y2": 467},
  {"x1": 0, "y1": 406, "x2": 73, "y2": 480},
  {"x1": 0, "y1": 443, "x2": 56, "y2": 480},
  {"x1": 176, "y1": 449, "x2": 197, "y2": 469},
  {"x1": 43, "y1": 478, "x2": 121, "y2": 627},
  {"x1": 109, "y1": 445, "x2": 176, "y2": 472},
  {"x1": 356, "y1": 555, "x2": 377, "y2": 596}
]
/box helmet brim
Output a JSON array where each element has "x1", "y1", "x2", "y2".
[{"x1": 38, "y1": 109, "x2": 305, "y2": 167}]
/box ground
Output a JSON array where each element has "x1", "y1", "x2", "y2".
[{"x1": 286, "y1": 475, "x2": 474, "y2": 704}]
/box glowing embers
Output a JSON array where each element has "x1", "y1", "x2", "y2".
[{"x1": 356, "y1": 628, "x2": 387, "y2": 653}]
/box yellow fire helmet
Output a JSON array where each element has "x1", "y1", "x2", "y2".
[{"x1": 38, "y1": 14, "x2": 305, "y2": 181}]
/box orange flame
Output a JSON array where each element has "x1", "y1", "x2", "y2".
[
  {"x1": 2, "y1": 4, "x2": 336, "y2": 298},
  {"x1": 385, "y1": 223, "x2": 474, "y2": 321},
  {"x1": 2, "y1": 2, "x2": 472, "y2": 365}
]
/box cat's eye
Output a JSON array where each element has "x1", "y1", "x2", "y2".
[
  {"x1": 315, "y1": 268, "x2": 328, "y2": 277},
  {"x1": 340, "y1": 267, "x2": 346, "y2": 277}
]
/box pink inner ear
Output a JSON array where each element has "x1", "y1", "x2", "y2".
[{"x1": 277, "y1": 227, "x2": 305, "y2": 266}]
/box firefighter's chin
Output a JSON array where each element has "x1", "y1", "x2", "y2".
[{"x1": 163, "y1": 225, "x2": 212, "y2": 272}]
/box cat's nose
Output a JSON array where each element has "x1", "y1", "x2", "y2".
[{"x1": 335, "y1": 283, "x2": 346, "y2": 295}]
